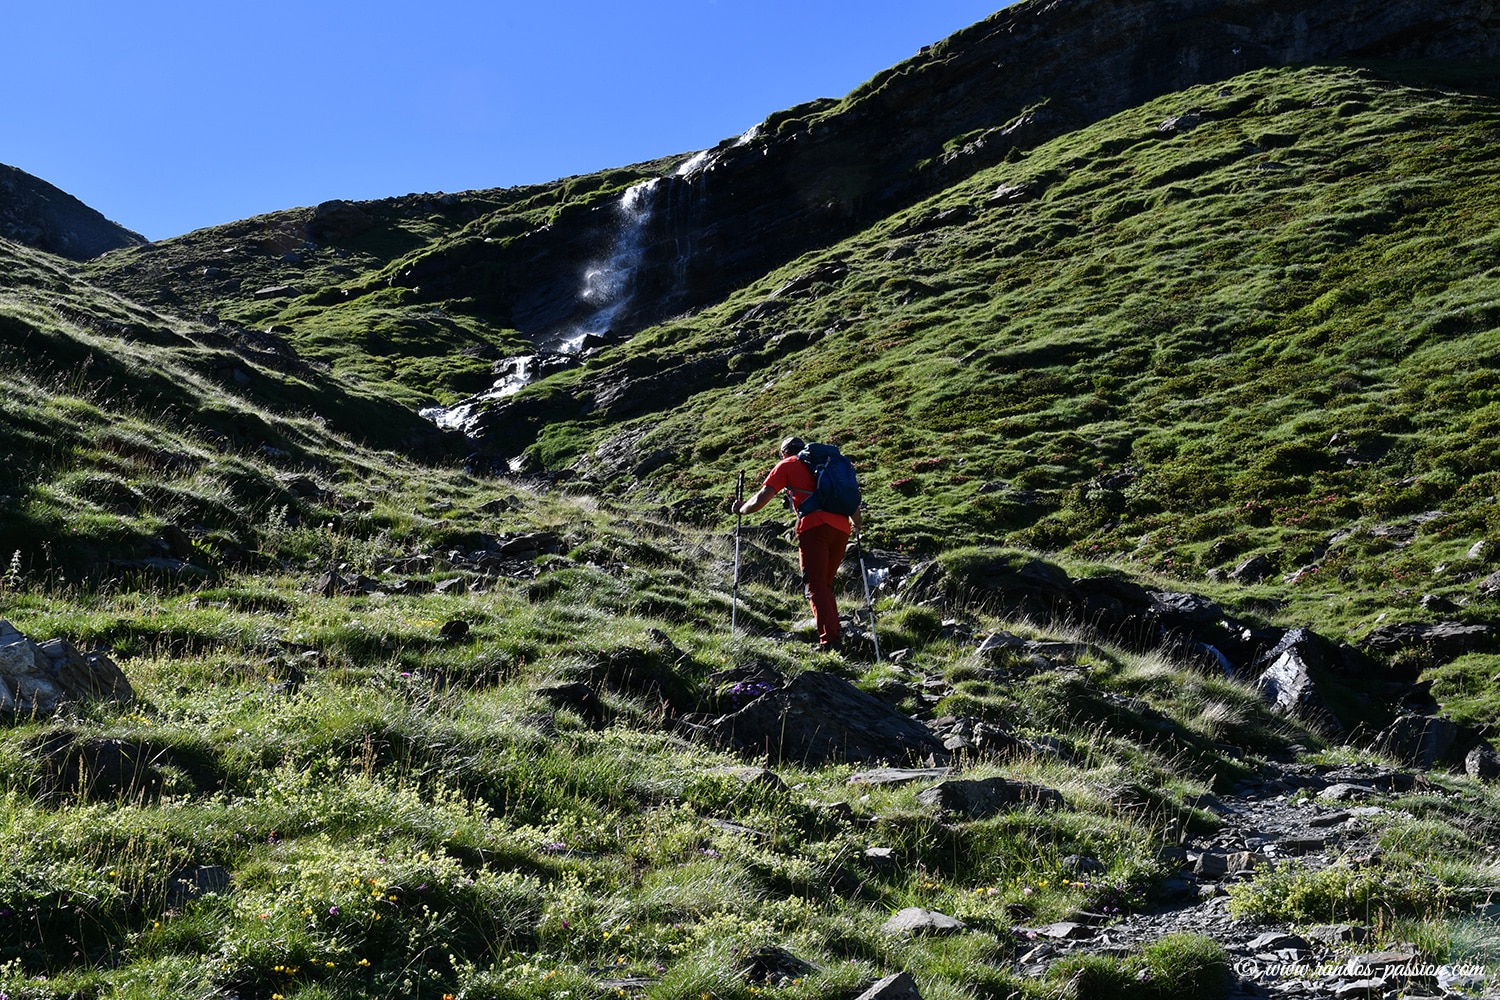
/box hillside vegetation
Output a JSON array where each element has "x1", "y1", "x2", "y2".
[
  {"x1": 541, "y1": 62, "x2": 1500, "y2": 607},
  {"x1": 5, "y1": 36, "x2": 1500, "y2": 1000}
]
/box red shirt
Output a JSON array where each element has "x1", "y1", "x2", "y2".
[{"x1": 763, "y1": 456, "x2": 852, "y2": 535}]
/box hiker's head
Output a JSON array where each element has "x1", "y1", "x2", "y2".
[{"x1": 780, "y1": 436, "x2": 805, "y2": 457}]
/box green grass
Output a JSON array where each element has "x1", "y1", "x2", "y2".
[
  {"x1": 8, "y1": 38, "x2": 1500, "y2": 1000},
  {"x1": 72, "y1": 63, "x2": 1500, "y2": 652},
  {"x1": 332, "y1": 61, "x2": 1500, "y2": 647},
  {"x1": 1046, "y1": 935, "x2": 1230, "y2": 1000}
]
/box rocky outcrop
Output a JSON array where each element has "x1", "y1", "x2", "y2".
[
  {"x1": 0, "y1": 163, "x2": 147, "y2": 260},
  {"x1": 307, "y1": 199, "x2": 374, "y2": 241},
  {"x1": 1360, "y1": 621, "x2": 1497, "y2": 663},
  {"x1": 700, "y1": 669, "x2": 946, "y2": 766},
  {"x1": 0, "y1": 619, "x2": 134, "y2": 717},
  {"x1": 901, "y1": 551, "x2": 1291, "y2": 680},
  {"x1": 895, "y1": 550, "x2": 1491, "y2": 753}
]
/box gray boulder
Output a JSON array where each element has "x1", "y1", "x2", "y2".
[
  {"x1": 881, "y1": 907, "x2": 966, "y2": 937},
  {"x1": 1465, "y1": 743, "x2": 1500, "y2": 782},
  {"x1": 1375, "y1": 714, "x2": 1460, "y2": 770},
  {"x1": 854, "y1": 972, "x2": 922, "y2": 1000},
  {"x1": 0, "y1": 620, "x2": 133, "y2": 717},
  {"x1": 1256, "y1": 642, "x2": 1344, "y2": 736},
  {"x1": 1230, "y1": 554, "x2": 1274, "y2": 584}
]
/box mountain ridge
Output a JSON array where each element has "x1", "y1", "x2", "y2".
[
  {"x1": 372, "y1": 0, "x2": 1500, "y2": 347},
  {"x1": 78, "y1": 1, "x2": 1500, "y2": 375},
  {"x1": 0, "y1": 163, "x2": 146, "y2": 260}
]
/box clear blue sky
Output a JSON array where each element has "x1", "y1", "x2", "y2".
[{"x1": 7, "y1": 1, "x2": 1014, "y2": 241}]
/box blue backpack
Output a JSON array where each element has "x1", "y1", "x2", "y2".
[{"x1": 795, "y1": 442, "x2": 862, "y2": 517}]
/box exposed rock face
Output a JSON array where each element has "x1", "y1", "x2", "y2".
[
  {"x1": 0, "y1": 163, "x2": 147, "y2": 260},
  {"x1": 307, "y1": 199, "x2": 374, "y2": 241},
  {"x1": 1256, "y1": 650, "x2": 1342, "y2": 737},
  {"x1": 1361, "y1": 621, "x2": 1497, "y2": 661}
]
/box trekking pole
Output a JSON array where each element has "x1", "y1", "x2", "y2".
[
  {"x1": 855, "y1": 528, "x2": 882, "y2": 662},
  {"x1": 731, "y1": 470, "x2": 745, "y2": 634}
]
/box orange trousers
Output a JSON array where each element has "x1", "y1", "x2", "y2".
[{"x1": 798, "y1": 522, "x2": 850, "y2": 648}]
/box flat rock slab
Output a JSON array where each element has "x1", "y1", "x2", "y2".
[
  {"x1": 1034, "y1": 921, "x2": 1095, "y2": 940},
  {"x1": 1249, "y1": 932, "x2": 1310, "y2": 952},
  {"x1": 1350, "y1": 949, "x2": 1422, "y2": 972},
  {"x1": 1306, "y1": 924, "x2": 1368, "y2": 946},
  {"x1": 1318, "y1": 783, "x2": 1379, "y2": 802},
  {"x1": 882, "y1": 907, "x2": 966, "y2": 937},
  {"x1": 1269, "y1": 834, "x2": 1334, "y2": 855},
  {"x1": 848, "y1": 767, "x2": 954, "y2": 786}
]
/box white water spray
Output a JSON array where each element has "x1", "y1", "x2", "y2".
[
  {"x1": 421, "y1": 176, "x2": 680, "y2": 435},
  {"x1": 674, "y1": 124, "x2": 762, "y2": 179},
  {"x1": 418, "y1": 355, "x2": 540, "y2": 432},
  {"x1": 557, "y1": 177, "x2": 661, "y2": 352}
]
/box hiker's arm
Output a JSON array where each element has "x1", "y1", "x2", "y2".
[{"x1": 736, "y1": 484, "x2": 777, "y2": 515}]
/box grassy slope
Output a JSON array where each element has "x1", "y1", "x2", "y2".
[
  {"x1": 0, "y1": 236, "x2": 464, "y2": 580},
  {"x1": 2, "y1": 230, "x2": 1330, "y2": 1000},
  {"x1": 497, "y1": 64, "x2": 1500, "y2": 644},
  {"x1": 5, "y1": 61, "x2": 1500, "y2": 1000}
]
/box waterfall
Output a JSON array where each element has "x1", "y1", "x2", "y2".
[
  {"x1": 555, "y1": 177, "x2": 662, "y2": 353},
  {"x1": 674, "y1": 124, "x2": 762, "y2": 179},
  {"x1": 421, "y1": 175, "x2": 683, "y2": 436}
]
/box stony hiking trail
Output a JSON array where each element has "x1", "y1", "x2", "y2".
[{"x1": 1007, "y1": 760, "x2": 1498, "y2": 999}]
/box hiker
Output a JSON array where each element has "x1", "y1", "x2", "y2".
[{"x1": 733, "y1": 436, "x2": 860, "y2": 651}]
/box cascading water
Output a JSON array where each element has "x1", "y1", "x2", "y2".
[
  {"x1": 420, "y1": 177, "x2": 669, "y2": 435},
  {"x1": 674, "y1": 124, "x2": 761, "y2": 179},
  {"x1": 417, "y1": 355, "x2": 540, "y2": 432},
  {"x1": 555, "y1": 177, "x2": 661, "y2": 353}
]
